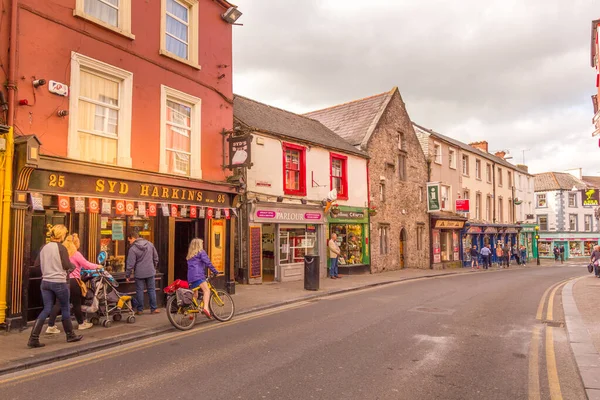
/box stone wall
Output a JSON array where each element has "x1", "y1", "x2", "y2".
[{"x1": 366, "y1": 91, "x2": 431, "y2": 271}]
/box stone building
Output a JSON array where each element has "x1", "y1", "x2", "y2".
[{"x1": 306, "y1": 87, "x2": 430, "y2": 271}]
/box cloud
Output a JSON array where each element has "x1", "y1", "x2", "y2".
[{"x1": 233, "y1": 0, "x2": 598, "y2": 175}]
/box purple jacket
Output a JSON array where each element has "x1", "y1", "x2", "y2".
[{"x1": 187, "y1": 250, "x2": 218, "y2": 283}]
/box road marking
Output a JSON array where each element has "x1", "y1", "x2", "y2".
[
  {"x1": 536, "y1": 278, "x2": 572, "y2": 321},
  {"x1": 0, "y1": 300, "x2": 312, "y2": 387},
  {"x1": 528, "y1": 326, "x2": 541, "y2": 400},
  {"x1": 546, "y1": 327, "x2": 563, "y2": 400},
  {"x1": 546, "y1": 281, "x2": 570, "y2": 322}
]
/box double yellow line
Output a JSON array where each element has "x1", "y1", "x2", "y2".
[{"x1": 529, "y1": 278, "x2": 575, "y2": 400}]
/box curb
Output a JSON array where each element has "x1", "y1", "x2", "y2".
[
  {"x1": 0, "y1": 266, "x2": 525, "y2": 376},
  {"x1": 562, "y1": 278, "x2": 600, "y2": 400}
]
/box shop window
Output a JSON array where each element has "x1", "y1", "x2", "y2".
[
  {"x1": 441, "y1": 185, "x2": 451, "y2": 211},
  {"x1": 585, "y1": 241, "x2": 596, "y2": 256},
  {"x1": 486, "y1": 163, "x2": 492, "y2": 183},
  {"x1": 282, "y1": 143, "x2": 306, "y2": 196},
  {"x1": 433, "y1": 142, "x2": 442, "y2": 164},
  {"x1": 497, "y1": 167, "x2": 503, "y2": 186},
  {"x1": 486, "y1": 195, "x2": 492, "y2": 221},
  {"x1": 278, "y1": 225, "x2": 317, "y2": 265},
  {"x1": 475, "y1": 193, "x2": 481, "y2": 220},
  {"x1": 100, "y1": 214, "x2": 155, "y2": 274},
  {"x1": 160, "y1": 86, "x2": 201, "y2": 178},
  {"x1": 568, "y1": 192, "x2": 577, "y2": 208},
  {"x1": 462, "y1": 154, "x2": 469, "y2": 176},
  {"x1": 379, "y1": 225, "x2": 389, "y2": 255},
  {"x1": 475, "y1": 159, "x2": 481, "y2": 180},
  {"x1": 68, "y1": 53, "x2": 133, "y2": 167},
  {"x1": 448, "y1": 148, "x2": 456, "y2": 169},
  {"x1": 507, "y1": 171, "x2": 512, "y2": 187},
  {"x1": 330, "y1": 153, "x2": 348, "y2": 199},
  {"x1": 539, "y1": 241, "x2": 551, "y2": 257},
  {"x1": 331, "y1": 224, "x2": 364, "y2": 265},
  {"x1": 498, "y1": 198, "x2": 503, "y2": 222},
  {"x1": 440, "y1": 231, "x2": 453, "y2": 261},
  {"x1": 537, "y1": 215, "x2": 548, "y2": 231},
  {"x1": 160, "y1": 0, "x2": 200, "y2": 68},
  {"x1": 569, "y1": 214, "x2": 578, "y2": 231},
  {"x1": 569, "y1": 241, "x2": 583, "y2": 257},
  {"x1": 74, "y1": 0, "x2": 134, "y2": 38},
  {"x1": 585, "y1": 215, "x2": 593, "y2": 232},
  {"x1": 398, "y1": 152, "x2": 407, "y2": 181},
  {"x1": 537, "y1": 193, "x2": 547, "y2": 208}
]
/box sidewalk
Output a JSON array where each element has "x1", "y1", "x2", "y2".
[
  {"x1": 0, "y1": 261, "x2": 542, "y2": 375},
  {"x1": 565, "y1": 275, "x2": 600, "y2": 400}
]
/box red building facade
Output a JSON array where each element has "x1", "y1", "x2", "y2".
[{"x1": 1, "y1": 0, "x2": 241, "y2": 329}]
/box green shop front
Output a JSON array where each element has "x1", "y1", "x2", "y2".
[
  {"x1": 519, "y1": 224, "x2": 538, "y2": 262},
  {"x1": 328, "y1": 206, "x2": 370, "y2": 275},
  {"x1": 538, "y1": 232, "x2": 600, "y2": 259}
]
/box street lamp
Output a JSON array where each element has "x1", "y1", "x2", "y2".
[{"x1": 535, "y1": 225, "x2": 540, "y2": 266}]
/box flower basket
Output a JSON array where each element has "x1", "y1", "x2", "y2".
[
  {"x1": 368, "y1": 207, "x2": 378, "y2": 217},
  {"x1": 330, "y1": 204, "x2": 340, "y2": 217}
]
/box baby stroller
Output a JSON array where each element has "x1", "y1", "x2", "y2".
[{"x1": 81, "y1": 260, "x2": 136, "y2": 328}]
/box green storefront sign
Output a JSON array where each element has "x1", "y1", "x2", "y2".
[
  {"x1": 427, "y1": 183, "x2": 441, "y2": 212},
  {"x1": 328, "y1": 206, "x2": 370, "y2": 266}
]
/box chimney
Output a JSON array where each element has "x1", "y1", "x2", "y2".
[
  {"x1": 495, "y1": 151, "x2": 506, "y2": 159},
  {"x1": 516, "y1": 164, "x2": 529, "y2": 173},
  {"x1": 469, "y1": 141, "x2": 488, "y2": 153}
]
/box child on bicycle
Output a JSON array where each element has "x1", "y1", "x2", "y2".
[{"x1": 186, "y1": 238, "x2": 219, "y2": 319}]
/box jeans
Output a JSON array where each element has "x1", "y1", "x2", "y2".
[
  {"x1": 48, "y1": 278, "x2": 85, "y2": 325},
  {"x1": 481, "y1": 255, "x2": 489, "y2": 269},
  {"x1": 329, "y1": 257, "x2": 339, "y2": 277},
  {"x1": 38, "y1": 280, "x2": 70, "y2": 324},
  {"x1": 135, "y1": 276, "x2": 157, "y2": 312}
]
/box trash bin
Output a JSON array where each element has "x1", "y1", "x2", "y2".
[{"x1": 304, "y1": 255, "x2": 320, "y2": 291}]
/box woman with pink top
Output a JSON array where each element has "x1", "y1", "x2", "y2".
[{"x1": 46, "y1": 234, "x2": 100, "y2": 333}]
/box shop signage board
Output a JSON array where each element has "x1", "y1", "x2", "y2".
[
  {"x1": 210, "y1": 220, "x2": 225, "y2": 274},
  {"x1": 249, "y1": 225, "x2": 262, "y2": 278},
  {"x1": 427, "y1": 183, "x2": 441, "y2": 212},
  {"x1": 227, "y1": 134, "x2": 252, "y2": 169},
  {"x1": 582, "y1": 189, "x2": 600, "y2": 206},
  {"x1": 456, "y1": 199, "x2": 469, "y2": 212},
  {"x1": 434, "y1": 220, "x2": 465, "y2": 229},
  {"x1": 28, "y1": 170, "x2": 232, "y2": 207},
  {"x1": 252, "y1": 206, "x2": 324, "y2": 224},
  {"x1": 327, "y1": 207, "x2": 369, "y2": 223},
  {"x1": 112, "y1": 220, "x2": 124, "y2": 240}
]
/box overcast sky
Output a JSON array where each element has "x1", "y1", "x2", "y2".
[{"x1": 232, "y1": 0, "x2": 598, "y2": 175}]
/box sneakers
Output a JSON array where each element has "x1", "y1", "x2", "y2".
[
  {"x1": 78, "y1": 321, "x2": 93, "y2": 330},
  {"x1": 45, "y1": 325, "x2": 61, "y2": 334}
]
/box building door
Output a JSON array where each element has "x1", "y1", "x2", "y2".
[
  {"x1": 399, "y1": 228, "x2": 407, "y2": 268},
  {"x1": 173, "y1": 220, "x2": 202, "y2": 282},
  {"x1": 555, "y1": 240, "x2": 568, "y2": 261}
]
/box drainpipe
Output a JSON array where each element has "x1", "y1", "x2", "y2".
[
  {"x1": 0, "y1": 0, "x2": 18, "y2": 325},
  {"x1": 492, "y1": 162, "x2": 496, "y2": 223}
]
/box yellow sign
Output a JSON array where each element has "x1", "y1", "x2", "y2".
[
  {"x1": 583, "y1": 189, "x2": 599, "y2": 206},
  {"x1": 434, "y1": 220, "x2": 465, "y2": 229},
  {"x1": 210, "y1": 220, "x2": 225, "y2": 274}
]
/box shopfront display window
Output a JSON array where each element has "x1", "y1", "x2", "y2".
[
  {"x1": 569, "y1": 241, "x2": 583, "y2": 257},
  {"x1": 585, "y1": 241, "x2": 597, "y2": 256},
  {"x1": 539, "y1": 242, "x2": 552, "y2": 257},
  {"x1": 279, "y1": 224, "x2": 318, "y2": 265},
  {"x1": 441, "y1": 231, "x2": 452, "y2": 261},
  {"x1": 330, "y1": 224, "x2": 364, "y2": 265},
  {"x1": 100, "y1": 214, "x2": 155, "y2": 274},
  {"x1": 463, "y1": 235, "x2": 472, "y2": 261},
  {"x1": 432, "y1": 229, "x2": 441, "y2": 263}
]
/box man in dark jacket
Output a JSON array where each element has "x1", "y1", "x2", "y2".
[
  {"x1": 502, "y1": 244, "x2": 510, "y2": 267},
  {"x1": 126, "y1": 231, "x2": 160, "y2": 314}
]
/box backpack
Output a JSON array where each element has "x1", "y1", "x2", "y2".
[{"x1": 175, "y1": 288, "x2": 194, "y2": 307}]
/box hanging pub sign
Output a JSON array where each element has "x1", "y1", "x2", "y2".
[
  {"x1": 30, "y1": 192, "x2": 44, "y2": 211},
  {"x1": 426, "y1": 183, "x2": 441, "y2": 213},
  {"x1": 227, "y1": 134, "x2": 252, "y2": 169},
  {"x1": 101, "y1": 199, "x2": 111, "y2": 214},
  {"x1": 582, "y1": 189, "x2": 600, "y2": 206},
  {"x1": 89, "y1": 198, "x2": 100, "y2": 214},
  {"x1": 74, "y1": 197, "x2": 85, "y2": 213}
]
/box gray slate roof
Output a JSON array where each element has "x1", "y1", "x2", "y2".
[
  {"x1": 304, "y1": 90, "x2": 393, "y2": 146},
  {"x1": 413, "y1": 122, "x2": 533, "y2": 176},
  {"x1": 233, "y1": 95, "x2": 367, "y2": 158},
  {"x1": 534, "y1": 172, "x2": 588, "y2": 192}
]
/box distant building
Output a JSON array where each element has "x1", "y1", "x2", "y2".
[
  {"x1": 534, "y1": 170, "x2": 600, "y2": 259},
  {"x1": 591, "y1": 19, "x2": 600, "y2": 135},
  {"x1": 414, "y1": 124, "x2": 536, "y2": 267},
  {"x1": 306, "y1": 88, "x2": 431, "y2": 271}
]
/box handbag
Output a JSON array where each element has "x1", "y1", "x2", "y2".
[
  {"x1": 76, "y1": 278, "x2": 88, "y2": 297},
  {"x1": 588, "y1": 263, "x2": 594, "y2": 274}
]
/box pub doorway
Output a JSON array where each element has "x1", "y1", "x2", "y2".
[
  {"x1": 399, "y1": 228, "x2": 407, "y2": 269},
  {"x1": 262, "y1": 224, "x2": 275, "y2": 282},
  {"x1": 173, "y1": 219, "x2": 203, "y2": 282}
]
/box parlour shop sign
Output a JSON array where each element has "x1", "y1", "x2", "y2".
[
  {"x1": 28, "y1": 170, "x2": 232, "y2": 207},
  {"x1": 252, "y1": 206, "x2": 324, "y2": 224}
]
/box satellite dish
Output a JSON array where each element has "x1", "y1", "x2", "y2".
[{"x1": 97, "y1": 251, "x2": 108, "y2": 265}]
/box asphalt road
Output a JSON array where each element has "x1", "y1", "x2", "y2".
[{"x1": 0, "y1": 264, "x2": 589, "y2": 400}]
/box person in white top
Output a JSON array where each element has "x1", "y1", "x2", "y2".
[{"x1": 328, "y1": 233, "x2": 342, "y2": 279}]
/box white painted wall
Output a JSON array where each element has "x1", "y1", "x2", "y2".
[
  {"x1": 246, "y1": 134, "x2": 369, "y2": 207},
  {"x1": 535, "y1": 190, "x2": 599, "y2": 232}
]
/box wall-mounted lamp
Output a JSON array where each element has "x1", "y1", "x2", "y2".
[
  {"x1": 221, "y1": 7, "x2": 243, "y2": 24},
  {"x1": 33, "y1": 79, "x2": 46, "y2": 88},
  {"x1": 57, "y1": 110, "x2": 69, "y2": 117},
  {"x1": 276, "y1": 196, "x2": 284, "y2": 202}
]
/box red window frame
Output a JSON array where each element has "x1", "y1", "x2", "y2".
[
  {"x1": 282, "y1": 142, "x2": 307, "y2": 196},
  {"x1": 330, "y1": 153, "x2": 348, "y2": 200}
]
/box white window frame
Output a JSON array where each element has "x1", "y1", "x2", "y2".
[
  {"x1": 160, "y1": 0, "x2": 200, "y2": 69},
  {"x1": 74, "y1": 0, "x2": 134, "y2": 39},
  {"x1": 568, "y1": 192, "x2": 577, "y2": 208},
  {"x1": 497, "y1": 167, "x2": 503, "y2": 186},
  {"x1": 441, "y1": 185, "x2": 451, "y2": 211},
  {"x1": 160, "y1": 85, "x2": 202, "y2": 179},
  {"x1": 486, "y1": 163, "x2": 492, "y2": 183},
  {"x1": 569, "y1": 214, "x2": 578, "y2": 231},
  {"x1": 476, "y1": 193, "x2": 481, "y2": 220},
  {"x1": 537, "y1": 193, "x2": 547, "y2": 208},
  {"x1": 475, "y1": 159, "x2": 481, "y2": 180},
  {"x1": 68, "y1": 52, "x2": 133, "y2": 167},
  {"x1": 448, "y1": 147, "x2": 456, "y2": 169},
  {"x1": 486, "y1": 195, "x2": 492, "y2": 221},
  {"x1": 433, "y1": 142, "x2": 442, "y2": 165},
  {"x1": 461, "y1": 154, "x2": 469, "y2": 176},
  {"x1": 585, "y1": 215, "x2": 593, "y2": 232}
]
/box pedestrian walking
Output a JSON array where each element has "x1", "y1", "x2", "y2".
[
  {"x1": 520, "y1": 245, "x2": 527, "y2": 266},
  {"x1": 125, "y1": 230, "x2": 160, "y2": 315},
  {"x1": 502, "y1": 243, "x2": 510, "y2": 267},
  {"x1": 328, "y1": 233, "x2": 342, "y2": 279},
  {"x1": 496, "y1": 244, "x2": 503, "y2": 268},
  {"x1": 553, "y1": 246, "x2": 560, "y2": 262},
  {"x1": 559, "y1": 245, "x2": 565, "y2": 264},
  {"x1": 46, "y1": 234, "x2": 101, "y2": 334},
  {"x1": 512, "y1": 245, "x2": 520, "y2": 265},
  {"x1": 470, "y1": 245, "x2": 480, "y2": 269},
  {"x1": 591, "y1": 245, "x2": 600, "y2": 277},
  {"x1": 27, "y1": 225, "x2": 83, "y2": 348},
  {"x1": 480, "y1": 244, "x2": 492, "y2": 270}
]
